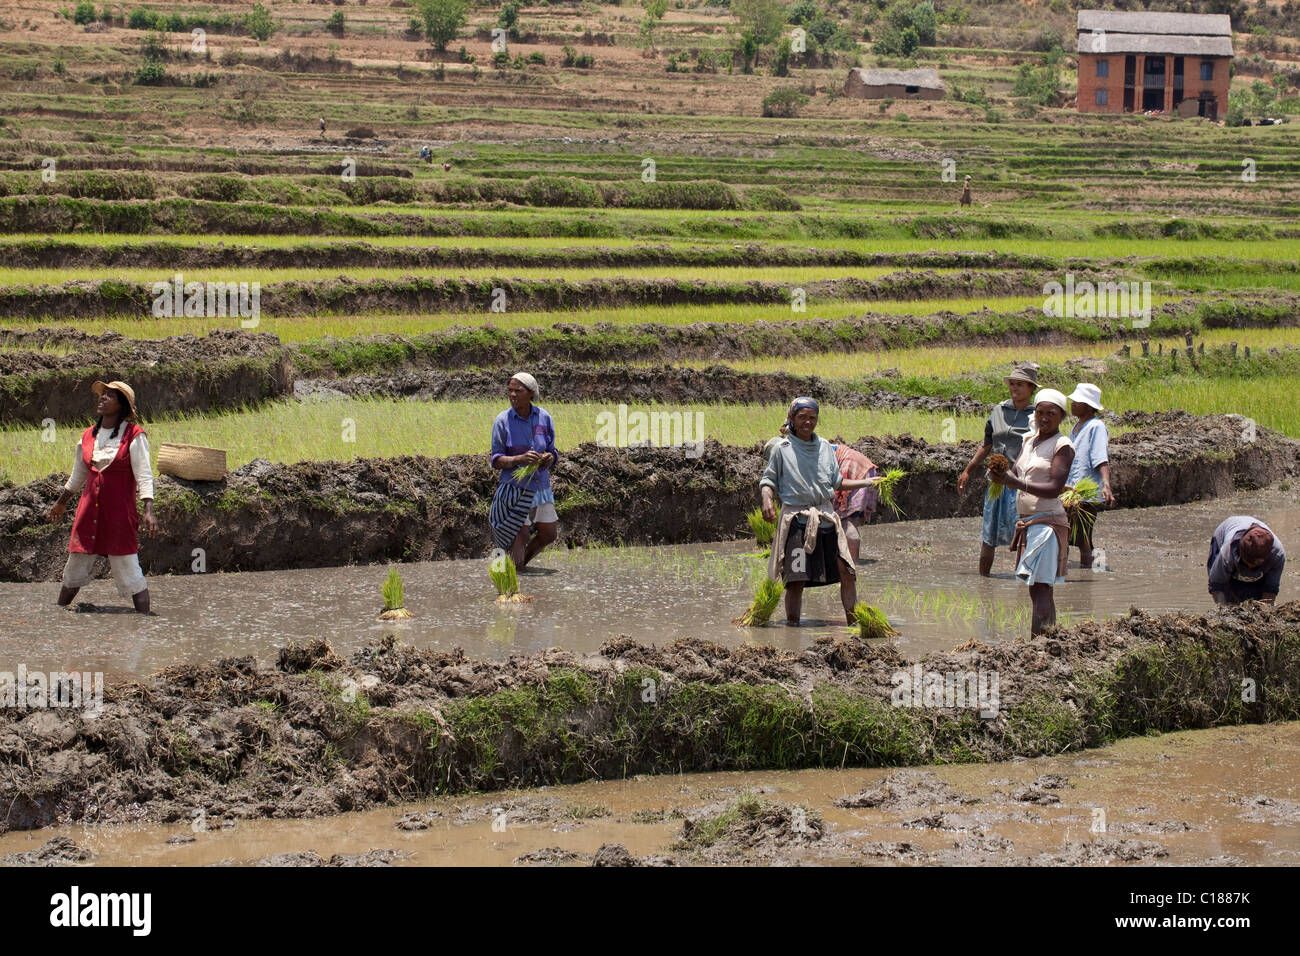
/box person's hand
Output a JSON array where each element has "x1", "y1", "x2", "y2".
[
  {"x1": 957, "y1": 469, "x2": 970, "y2": 495},
  {"x1": 1210, "y1": 590, "x2": 1227, "y2": 606},
  {"x1": 1101, "y1": 482, "x2": 1115, "y2": 507},
  {"x1": 47, "y1": 500, "x2": 66, "y2": 523},
  {"x1": 762, "y1": 500, "x2": 776, "y2": 523},
  {"x1": 142, "y1": 508, "x2": 159, "y2": 538},
  {"x1": 519, "y1": 450, "x2": 541, "y2": 466},
  {"x1": 538, "y1": 453, "x2": 555, "y2": 469}
]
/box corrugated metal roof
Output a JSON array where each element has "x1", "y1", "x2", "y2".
[
  {"x1": 1076, "y1": 34, "x2": 1234, "y2": 57},
  {"x1": 1077, "y1": 11, "x2": 1231, "y2": 37},
  {"x1": 847, "y1": 68, "x2": 944, "y2": 90}
]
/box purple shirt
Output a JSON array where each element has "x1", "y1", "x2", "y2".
[{"x1": 490, "y1": 404, "x2": 558, "y2": 494}]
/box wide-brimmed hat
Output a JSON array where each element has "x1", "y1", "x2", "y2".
[
  {"x1": 1005, "y1": 363, "x2": 1039, "y2": 387},
  {"x1": 1034, "y1": 388, "x2": 1069, "y2": 414},
  {"x1": 1068, "y1": 382, "x2": 1104, "y2": 411},
  {"x1": 92, "y1": 380, "x2": 138, "y2": 421}
]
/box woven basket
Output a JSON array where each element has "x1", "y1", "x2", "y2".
[{"x1": 157, "y1": 442, "x2": 227, "y2": 481}]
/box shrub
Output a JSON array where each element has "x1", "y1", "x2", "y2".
[
  {"x1": 762, "y1": 86, "x2": 809, "y2": 117},
  {"x1": 492, "y1": 50, "x2": 511, "y2": 68},
  {"x1": 528, "y1": 51, "x2": 546, "y2": 64},
  {"x1": 325, "y1": 11, "x2": 345, "y2": 35},
  {"x1": 73, "y1": 1, "x2": 96, "y2": 25},
  {"x1": 787, "y1": 0, "x2": 818, "y2": 26},
  {"x1": 134, "y1": 60, "x2": 166, "y2": 85}
]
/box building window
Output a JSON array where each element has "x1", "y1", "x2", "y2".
[
  {"x1": 1200, "y1": 61, "x2": 1214, "y2": 81},
  {"x1": 1096, "y1": 59, "x2": 1109, "y2": 78},
  {"x1": 905, "y1": 85, "x2": 919, "y2": 93},
  {"x1": 1095, "y1": 89, "x2": 1108, "y2": 106}
]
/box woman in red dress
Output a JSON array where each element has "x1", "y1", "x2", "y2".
[{"x1": 46, "y1": 381, "x2": 159, "y2": 612}]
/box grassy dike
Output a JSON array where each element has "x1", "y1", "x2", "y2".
[{"x1": 4, "y1": 604, "x2": 1298, "y2": 830}]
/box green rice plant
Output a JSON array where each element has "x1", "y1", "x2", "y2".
[
  {"x1": 985, "y1": 453, "x2": 1011, "y2": 501},
  {"x1": 874, "y1": 468, "x2": 907, "y2": 516},
  {"x1": 511, "y1": 461, "x2": 540, "y2": 485},
  {"x1": 747, "y1": 507, "x2": 775, "y2": 547},
  {"x1": 378, "y1": 567, "x2": 412, "y2": 619},
  {"x1": 733, "y1": 577, "x2": 783, "y2": 627},
  {"x1": 489, "y1": 552, "x2": 529, "y2": 602},
  {"x1": 851, "y1": 602, "x2": 899, "y2": 640},
  {"x1": 1062, "y1": 476, "x2": 1100, "y2": 544}
]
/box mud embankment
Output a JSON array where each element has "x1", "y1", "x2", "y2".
[
  {"x1": 0, "y1": 329, "x2": 293, "y2": 425},
  {"x1": 292, "y1": 297, "x2": 1300, "y2": 376},
  {"x1": 0, "y1": 413, "x2": 1292, "y2": 582},
  {"x1": 2, "y1": 603, "x2": 1297, "y2": 832},
  {"x1": 0, "y1": 272, "x2": 1046, "y2": 320},
  {"x1": 0, "y1": 239, "x2": 1062, "y2": 272},
  {"x1": 293, "y1": 362, "x2": 990, "y2": 415}
]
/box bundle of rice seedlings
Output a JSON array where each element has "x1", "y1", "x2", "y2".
[
  {"x1": 511, "y1": 462, "x2": 540, "y2": 485},
  {"x1": 874, "y1": 468, "x2": 907, "y2": 517},
  {"x1": 378, "y1": 567, "x2": 413, "y2": 620},
  {"x1": 852, "y1": 602, "x2": 898, "y2": 640},
  {"x1": 985, "y1": 453, "x2": 1011, "y2": 501},
  {"x1": 732, "y1": 577, "x2": 783, "y2": 627},
  {"x1": 489, "y1": 553, "x2": 531, "y2": 603},
  {"x1": 1061, "y1": 476, "x2": 1100, "y2": 544},
  {"x1": 747, "y1": 507, "x2": 775, "y2": 547}
]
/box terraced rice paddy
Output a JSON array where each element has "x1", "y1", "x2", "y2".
[{"x1": 2, "y1": 0, "x2": 1299, "y2": 878}]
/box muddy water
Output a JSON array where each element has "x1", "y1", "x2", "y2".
[
  {"x1": 2, "y1": 488, "x2": 1296, "y2": 681},
  {"x1": 2, "y1": 723, "x2": 1296, "y2": 866}
]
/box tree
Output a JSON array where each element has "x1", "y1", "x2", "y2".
[
  {"x1": 911, "y1": 2, "x2": 936, "y2": 46},
  {"x1": 244, "y1": 3, "x2": 280, "y2": 42},
  {"x1": 639, "y1": 0, "x2": 669, "y2": 53},
  {"x1": 73, "y1": 2, "x2": 97, "y2": 25},
  {"x1": 731, "y1": 0, "x2": 787, "y2": 48},
  {"x1": 414, "y1": 0, "x2": 468, "y2": 52}
]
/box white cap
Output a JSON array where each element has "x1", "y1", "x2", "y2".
[
  {"x1": 510, "y1": 372, "x2": 539, "y2": 397},
  {"x1": 1068, "y1": 382, "x2": 1104, "y2": 411}
]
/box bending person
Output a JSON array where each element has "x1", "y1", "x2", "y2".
[
  {"x1": 488, "y1": 372, "x2": 558, "y2": 569},
  {"x1": 759, "y1": 397, "x2": 879, "y2": 625},
  {"x1": 1207, "y1": 516, "x2": 1285, "y2": 606},
  {"x1": 46, "y1": 381, "x2": 158, "y2": 613},
  {"x1": 988, "y1": 388, "x2": 1075, "y2": 635}
]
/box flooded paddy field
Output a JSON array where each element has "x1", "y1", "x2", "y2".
[
  {"x1": 3, "y1": 723, "x2": 1296, "y2": 867},
  {"x1": 4, "y1": 487, "x2": 1296, "y2": 682}
]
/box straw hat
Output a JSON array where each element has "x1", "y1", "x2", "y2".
[
  {"x1": 1068, "y1": 383, "x2": 1104, "y2": 412},
  {"x1": 92, "y1": 380, "x2": 138, "y2": 421}
]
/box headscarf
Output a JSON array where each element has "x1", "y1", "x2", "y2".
[
  {"x1": 1241, "y1": 525, "x2": 1275, "y2": 564},
  {"x1": 787, "y1": 397, "x2": 820, "y2": 423},
  {"x1": 1033, "y1": 388, "x2": 1069, "y2": 414},
  {"x1": 511, "y1": 372, "x2": 539, "y2": 398}
]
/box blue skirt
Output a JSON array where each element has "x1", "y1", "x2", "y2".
[{"x1": 981, "y1": 484, "x2": 1019, "y2": 548}]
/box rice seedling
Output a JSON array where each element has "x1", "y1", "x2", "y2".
[
  {"x1": 489, "y1": 552, "x2": 530, "y2": 603},
  {"x1": 1061, "y1": 477, "x2": 1100, "y2": 544},
  {"x1": 377, "y1": 567, "x2": 412, "y2": 619},
  {"x1": 985, "y1": 453, "x2": 1011, "y2": 501},
  {"x1": 747, "y1": 507, "x2": 775, "y2": 547},
  {"x1": 732, "y1": 577, "x2": 784, "y2": 627},
  {"x1": 874, "y1": 469, "x2": 907, "y2": 517},
  {"x1": 511, "y1": 462, "x2": 540, "y2": 485},
  {"x1": 851, "y1": 602, "x2": 899, "y2": 640}
]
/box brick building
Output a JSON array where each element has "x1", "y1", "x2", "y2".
[{"x1": 1076, "y1": 10, "x2": 1233, "y2": 119}]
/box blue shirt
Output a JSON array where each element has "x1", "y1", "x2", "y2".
[
  {"x1": 490, "y1": 405, "x2": 558, "y2": 495},
  {"x1": 1067, "y1": 417, "x2": 1110, "y2": 497}
]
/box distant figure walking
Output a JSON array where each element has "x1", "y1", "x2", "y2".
[
  {"x1": 960, "y1": 174, "x2": 972, "y2": 207},
  {"x1": 319, "y1": 117, "x2": 326, "y2": 136},
  {"x1": 443, "y1": 162, "x2": 451, "y2": 172},
  {"x1": 1207, "y1": 516, "x2": 1285, "y2": 605}
]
